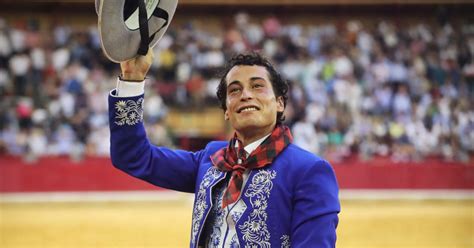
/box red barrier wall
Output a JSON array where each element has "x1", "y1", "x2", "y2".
[
  {"x1": 0, "y1": 156, "x2": 157, "y2": 192},
  {"x1": 332, "y1": 157, "x2": 474, "y2": 189},
  {"x1": 0, "y1": 156, "x2": 473, "y2": 192}
]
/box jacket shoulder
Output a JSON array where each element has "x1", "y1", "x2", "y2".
[
  {"x1": 203, "y1": 141, "x2": 228, "y2": 155},
  {"x1": 282, "y1": 143, "x2": 328, "y2": 168}
]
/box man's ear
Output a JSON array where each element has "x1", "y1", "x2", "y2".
[
  {"x1": 224, "y1": 110, "x2": 229, "y2": 120},
  {"x1": 276, "y1": 96, "x2": 284, "y2": 112}
]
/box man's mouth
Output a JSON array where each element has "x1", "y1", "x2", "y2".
[{"x1": 237, "y1": 106, "x2": 260, "y2": 113}]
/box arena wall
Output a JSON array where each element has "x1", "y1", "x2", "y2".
[{"x1": 1, "y1": 156, "x2": 472, "y2": 193}]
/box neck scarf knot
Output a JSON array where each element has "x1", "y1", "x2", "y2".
[{"x1": 210, "y1": 125, "x2": 293, "y2": 208}]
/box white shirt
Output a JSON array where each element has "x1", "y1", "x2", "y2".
[
  {"x1": 242, "y1": 134, "x2": 270, "y2": 157},
  {"x1": 115, "y1": 78, "x2": 146, "y2": 97}
]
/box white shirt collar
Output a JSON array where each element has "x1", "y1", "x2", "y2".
[{"x1": 235, "y1": 133, "x2": 271, "y2": 157}]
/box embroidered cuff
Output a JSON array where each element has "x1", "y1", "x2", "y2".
[
  {"x1": 114, "y1": 97, "x2": 144, "y2": 126},
  {"x1": 109, "y1": 92, "x2": 145, "y2": 126},
  {"x1": 115, "y1": 77, "x2": 145, "y2": 97}
]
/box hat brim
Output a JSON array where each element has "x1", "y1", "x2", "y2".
[{"x1": 98, "y1": 0, "x2": 178, "y2": 63}]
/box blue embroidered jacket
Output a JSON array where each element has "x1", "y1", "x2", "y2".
[{"x1": 109, "y1": 92, "x2": 340, "y2": 247}]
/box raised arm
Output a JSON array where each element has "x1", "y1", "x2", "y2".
[{"x1": 109, "y1": 50, "x2": 201, "y2": 193}]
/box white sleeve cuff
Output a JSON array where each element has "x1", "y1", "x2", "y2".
[{"x1": 115, "y1": 78, "x2": 145, "y2": 97}]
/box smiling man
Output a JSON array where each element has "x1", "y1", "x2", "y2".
[
  {"x1": 221, "y1": 64, "x2": 284, "y2": 147},
  {"x1": 109, "y1": 50, "x2": 340, "y2": 247}
]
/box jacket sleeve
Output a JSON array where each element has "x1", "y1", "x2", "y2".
[
  {"x1": 108, "y1": 92, "x2": 202, "y2": 193},
  {"x1": 290, "y1": 159, "x2": 340, "y2": 247}
]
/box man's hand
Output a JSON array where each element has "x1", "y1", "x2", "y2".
[{"x1": 120, "y1": 48, "x2": 154, "y2": 81}]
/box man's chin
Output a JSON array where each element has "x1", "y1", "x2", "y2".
[
  {"x1": 232, "y1": 121, "x2": 272, "y2": 134},
  {"x1": 231, "y1": 121, "x2": 257, "y2": 131},
  {"x1": 234, "y1": 123, "x2": 257, "y2": 131}
]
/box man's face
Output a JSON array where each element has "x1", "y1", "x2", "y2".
[{"x1": 224, "y1": 65, "x2": 284, "y2": 135}]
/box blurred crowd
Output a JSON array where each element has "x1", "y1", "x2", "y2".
[{"x1": 0, "y1": 12, "x2": 473, "y2": 163}]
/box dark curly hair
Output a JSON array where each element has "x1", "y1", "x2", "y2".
[{"x1": 216, "y1": 52, "x2": 289, "y2": 124}]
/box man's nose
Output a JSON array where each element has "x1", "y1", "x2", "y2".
[{"x1": 240, "y1": 87, "x2": 253, "y2": 100}]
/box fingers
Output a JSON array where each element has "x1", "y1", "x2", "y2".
[
  {"x1": 119, "y1": 47, "x2": 153, "y2": 81},
  {"x1": 145, "y1": 48, "x2": 154, "y2": 62},
  {"x1": 139, "y1": 48, "x2": 154, "y2": 71}
]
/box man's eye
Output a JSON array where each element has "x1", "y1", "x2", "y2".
[
  {"x1": 253, "y1": 84, "x2": 263, "y2": 89},
  {"x1": 229, "y1": 88, "x2": 240, "y2": 93}
]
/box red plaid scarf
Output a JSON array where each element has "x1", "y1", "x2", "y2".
[{"x1": 210, "y1": 125, "x2": 293, "y2": 208}]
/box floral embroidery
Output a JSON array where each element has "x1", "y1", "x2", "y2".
[
  {"x1": 191, "y1": 167, "x2": 222, "y2": 246},
  {"x1": 223, "y1": 199, "x2": 247, "y2": 247},
  {"x1": 208, "y1": 227, "x2": 221, "y2": 247},
  {"x1": 229, "y1": 233, "x2": 240, "y2": 248},
  {"x1": 231, "y1": 210, "x2": 244, "y2": 223},
  {"x1": 206, "y1": 179, "x2": 248, "y2": 247},
  {"x1": 207, "y1": 186, "x2": 226, "y2": 247},
  {"x1": 114, "y1": 98, "x2": 144, "y2": 126},
  {"x1": 239, "y1": 170, "x2": 276, "y2": 248},
  {"x1": 280, "y1": 235, "x2": 291, "y2": 248}
]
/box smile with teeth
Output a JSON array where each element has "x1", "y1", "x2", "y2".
[{"x1": 238, "y1": 106, "x2": 259, "y2": 113}]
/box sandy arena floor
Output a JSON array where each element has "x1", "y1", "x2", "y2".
[{"x1": 1, "y1": 199, "x2": 472, "y2": 247}]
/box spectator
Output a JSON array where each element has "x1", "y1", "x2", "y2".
[
  {"x1": 9, "y1": 51, "x2": 30, "y2": 96},
  {"x1": 0, "y1": 15, "x2": 470, "y2": 164}
]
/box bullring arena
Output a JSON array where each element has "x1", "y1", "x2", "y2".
[
  {"x1": 1, "y1": 157, "x2": 472, "y2": 247},
  {"x1": 1, "y1": 199, "x2": 471, "y2": 247},
  {"x1": 0, "y1": 0, "x2": 473, "y2": 247}
]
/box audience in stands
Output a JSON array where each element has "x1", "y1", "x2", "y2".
[{"x1": 0, "y1": 13, "x2": 472, "y2": 163}]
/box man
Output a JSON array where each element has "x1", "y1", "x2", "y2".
[{"x1": 109, "y1": 49, "x2": 340, "y2": 247}]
